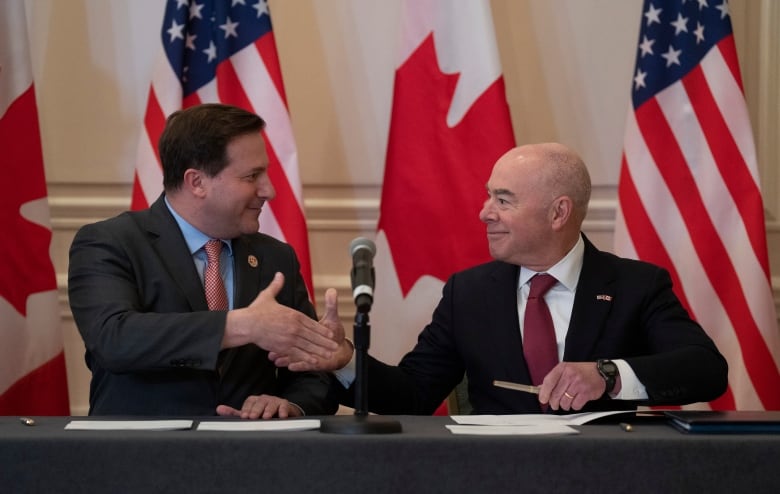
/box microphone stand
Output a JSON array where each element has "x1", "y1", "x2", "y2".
[
  {"x1": 354, "y1": 311, "x2": 370, "y2": 416},
  {"x1": 320, "y1": 309, "x2": 402, "y2": 434}
]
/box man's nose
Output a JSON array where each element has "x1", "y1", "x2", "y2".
[
  {"x1": 479, "y1": 200, "x2": 495, "y2": 223},
  {"x1": 258, "y1": 176, "x2": 276, "y2": 200}
]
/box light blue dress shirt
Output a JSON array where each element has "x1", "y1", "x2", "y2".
[{"x1": 165, "y1": 197, "x2": 235, "y2": 309}]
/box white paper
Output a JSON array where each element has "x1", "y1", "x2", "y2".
[
  {"x1": 196, "y1": 419, "x2": 321, "y2": 431},
  {"x1": 64, "y1": 420, "x2": 193, "y2": 431},
  {"x1": 446, "y1": 424, "x2": 580, "y2": 435},
  {"x1": 450, "y1": 410, "x2": 629, "y2": 426}
]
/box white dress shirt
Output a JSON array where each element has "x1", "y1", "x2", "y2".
[{"x1": 520, "y1": 236, "x2": 647, "y2": 400}]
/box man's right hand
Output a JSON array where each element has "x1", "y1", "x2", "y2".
[
  {"x1": 269, "y1": 287, "x2": 354, "y2": 371},
  {"x1": 223, "y1": 272, "x2": 338, "y2": 364}
]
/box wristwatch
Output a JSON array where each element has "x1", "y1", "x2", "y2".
[{"x1": 597, "y1": 359, "x2": 619, "y2": 394}]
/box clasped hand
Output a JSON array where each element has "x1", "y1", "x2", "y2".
[
  {"x1": 268, "y1": 287, "x2": 353, "y2": 372},
  {"x1": 224, "y1": 272, "x2": 341, "y2": 364}
]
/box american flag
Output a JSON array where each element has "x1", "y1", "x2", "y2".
[
  {"x1": 133, "y1": 0, "x2": 313, "y2": 295},
  {"x1": 0, "y1": 0, "x2": 70, "y2": 415},
  {"x1": 614, "y1": 0, "x2": 780, "y2": 410}
]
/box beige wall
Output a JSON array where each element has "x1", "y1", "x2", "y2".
[{"x1": 24, "y1": 0, "x2": 780, "y2": 415}]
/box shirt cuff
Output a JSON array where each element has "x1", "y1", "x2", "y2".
[
  {"x1": 610, "y1": 359, "x2": 648, "y2": 400},
  {"x1": 332, "y1": 340, "x2": 357, "y2": 388}
]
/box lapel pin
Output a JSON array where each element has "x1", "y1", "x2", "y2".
[
  {"x1": 596, "y1": 294, "x2": 612, "y2": 301},
  {"x1": 248, "y1": 255, "x2": 258, "y2": 268}
]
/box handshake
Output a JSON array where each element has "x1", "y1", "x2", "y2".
[{"x1": 224, "y1": 237, "x2": 376, "y2": 373}]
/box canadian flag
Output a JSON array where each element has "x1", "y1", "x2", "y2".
[
  {"x1": 0, "y1": 0, "x2": 70, "y2": 415},
  {"x1": 371, "y1": 0, "x2": 515, "y2": 377}
]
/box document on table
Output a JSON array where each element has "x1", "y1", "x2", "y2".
[
  {"x1": 65, "y1": 420, "x2": 194, "y2": 431},
  {"x1": 445, "y1": 411, "x2": 629, "y2": 435},
  {"x1": 451, "y1": 411, "x2": 628, "y2": 426},
  {"x1": 446, "y1": 424, "x2": 580, "y2": 435},
  {"x1": 196, "y1": 419, "x2": 321, "y2": 431}
]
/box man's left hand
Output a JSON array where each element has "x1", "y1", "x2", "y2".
[
  {"x1": 216, "y1": 394, "x2": 303, "y2": 419},
  {"x1": 538, "y1": 362, "x2": 611, "y2": 411}
]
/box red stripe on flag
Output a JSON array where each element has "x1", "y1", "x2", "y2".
[
  {"x1": 143, "y1": 87, "x2": 167, "y2": 152},
  {"x1": 131, "y1": 171, "x2": 150, "y2": 210},
  {"x1": 255, "y1": 33, "x2": 288, "y2": 107},
  {"x1": 214, "y1": 57, "x2": 253, "y2": 111},
  {"x1": 182, "y1": 92, "x2": 203, "y2": 109},
  {"x1": 132, "y1": 88, "x2": 166, "y2": 210},
  {"x1": 716, "y1": 34, "x2": 745, "y2": 91},
  {"x1": 683, "y1": 65, "x2": 770, "y2": 275}
]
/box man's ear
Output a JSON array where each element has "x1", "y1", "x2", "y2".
[
  {"x1": 183, "y1": 168, "x2": 206, "y2": 198},
  {"x1": 550, "y1": 195, "x2": 573, "y2": 231}
]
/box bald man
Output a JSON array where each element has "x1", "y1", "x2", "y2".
[{"x1": 267, "y1": 143, "x2": 728, "y2": 415}]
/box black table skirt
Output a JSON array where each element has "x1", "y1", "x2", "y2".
[{"x1": 2, "y1": 415, "x2": 778, "y2": 493}]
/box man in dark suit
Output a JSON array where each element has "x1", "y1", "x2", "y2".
[
  {"x1": 68, "y1": 104, "x2": 339, "y2": 418},
  {"x1": 271, "y1": 142, "x2": 728, "y2": 415}
]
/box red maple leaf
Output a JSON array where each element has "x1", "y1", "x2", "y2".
[
  {"x1": 0, "y1": 86, "x2": 57, "y2": 316},
  {"x1": 379, "y1": 34, "x2": 515, "y2": 296}
]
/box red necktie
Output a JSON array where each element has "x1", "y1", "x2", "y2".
[
  {"x1": 204, "y1": 239, "x2": 228, "y2": 311},
  {"x1": 523, "y1": 273, "x2": 559, "y2": 386}
]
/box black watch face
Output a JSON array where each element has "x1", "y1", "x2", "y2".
[{"x1": 603, "y1": 361, "x2": 617, "y2": 374}]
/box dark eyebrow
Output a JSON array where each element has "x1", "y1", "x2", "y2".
[{"x1": 489, "y1": 187, "x2": 516, "y2": 198}]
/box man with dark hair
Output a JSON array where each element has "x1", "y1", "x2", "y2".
[{"x1": 69, "y1": 103, "x2": 339, "y2": 417}]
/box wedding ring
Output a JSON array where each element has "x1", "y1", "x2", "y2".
[{"x1": 564, "y1": 391, "x2": 575, "y2": 399}]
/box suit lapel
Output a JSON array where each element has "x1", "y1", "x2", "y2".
[
  {"x1": 563, "y1": 235, "x2": 617, "y2": 361},
  {"x1": 219, "y1": 236, "x2": 264, "y2": 377},
  {"x1": 231, "y1": 236, "x2": 263, "y2": 308},
  {"x1": 483, "y1": 263, "x2": 531, "y2": 381},
  {"x1": 143, "y1": 195, "x2": 210, "y2": 311}
]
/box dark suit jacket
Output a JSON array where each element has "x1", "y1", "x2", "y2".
[
  {"x1": 338, "y1": 235, "x2": 728, "y2": 414},
  {"x1": 68, "y1": 195, "x2": 337, "y2": 416}
]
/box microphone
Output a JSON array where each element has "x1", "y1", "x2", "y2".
[{"x1": 350, "y1": 237, "x2": 376, "y2": 313}]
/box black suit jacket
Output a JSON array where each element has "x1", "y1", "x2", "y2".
[
  {"x1": 340, "y1": 235, "x2": 728, "y2": 414},
  {"x1": 68, "y1": 195, "x2": 336, "y2": 416}
]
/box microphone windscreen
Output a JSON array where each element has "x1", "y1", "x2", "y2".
[{"x1": 350, "y1": 237, "x2": 376, "y2": 258}]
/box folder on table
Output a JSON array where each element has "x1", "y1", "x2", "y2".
[{"x1": 665, "y1": 411, "x2": 780, "y2": 434}]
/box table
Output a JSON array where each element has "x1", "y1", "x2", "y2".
[{"x1": 2, "y1": 415, "x2": 778, "y2": 493}]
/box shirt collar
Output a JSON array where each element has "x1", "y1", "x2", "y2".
[
  {"x1": 518, "y1": 235, "x2": 584, "y2": 292},
  {"x1": 164, "y1": 195, "x2": 233, "y2": 256}
]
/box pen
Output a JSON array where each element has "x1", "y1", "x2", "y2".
[
  {"x1": 619, "y1": 422, "x2": 633, "y2": 432},
  {"x1": 493, "y1": 380, "x2": 540, "y2": 394}
]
